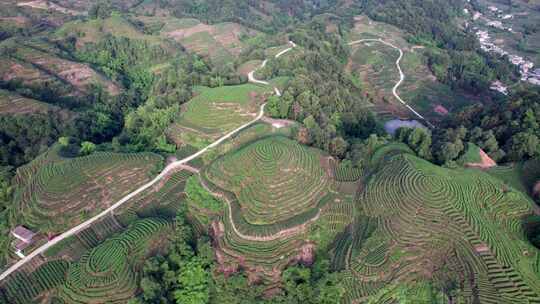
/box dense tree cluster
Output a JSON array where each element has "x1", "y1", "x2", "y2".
[
  {"x1": 441, "y1": 88, "x2": 540, "y2": 162},
  {"x1": 264, "y1": 20, "x2": 381, "y2": 158},
  {"x1": 0, "y1": 111, "x2": 67, "y2": 167},
  {"x1": 130, "y1": 206, "x2": 344, "y2": 304}
]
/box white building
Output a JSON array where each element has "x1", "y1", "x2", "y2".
[{"x1": 11, "y1": 226, "x2": 36, "y2": 258}]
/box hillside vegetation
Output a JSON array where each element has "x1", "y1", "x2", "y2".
[{"x1": 0, "y1": 0, "x2": 539, "y2": 303}]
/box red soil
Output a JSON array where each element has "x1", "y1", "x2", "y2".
[
  {"x1": 433, "y1": 104, "x2": 449, "y2": 116},
  {"x1": 466, "y1": 149, "x2": 497, "y2": 169}
]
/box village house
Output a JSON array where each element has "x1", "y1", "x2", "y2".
[{"x1": 11, "y1": 226, "x2": 36, "y2": 258}]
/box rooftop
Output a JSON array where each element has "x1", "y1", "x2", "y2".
[{"x1": 11, "y1": 226, "x2": 36, "y2": 242}]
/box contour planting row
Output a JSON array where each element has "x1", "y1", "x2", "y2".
[
  {"x1": 14, "y1": 152, "x2": 161, "y2": 232},
  {"x1": 215, "y1": 215, "x2": 309, "y2": 275},
  {"x1": 332, "y1": 160, "x2": 363, "y2": 182},
  {"x1": 119, "y1": 170, "x2": 193, "y2": 218},
  {"x1": 177, "y1": 84, "x2": 267, "y2": 137},
  {"x1": 206, "y1": 136, "x2": 329, "y2": 224},
  {"x1": 202, "y1": 171, "x2": 328, "y2": 238},
  {"x1": 1, "y1": 260, "x2": 69, "y2": 304},
  {"x1": 58, "y1": 218, "x2": 170, "y2": 304},
  {"x1": 340, "y1": 147, "x2": 540, "y2": 302}
]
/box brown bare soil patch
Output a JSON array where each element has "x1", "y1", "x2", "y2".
[
  {"x1": 237, "y1": 60, "x2": 262, "y2": 76},
  {"x1": 465, "y1": 149, "x2": 497, "y2": 169},
  {"x1": 0, "y1": 16, "x2": 30, "y2": 26},
  {"x1": 533, "y1": 181, "x2": 540, "y2": 198},
  {"x1": 167, "y1": 23, "x2": 214, "y2": 40}
]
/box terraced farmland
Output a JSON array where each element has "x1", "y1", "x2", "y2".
[
  {"x1": 168, "y1": 84, "x2": 270, "y2": 146},
  {"x1": 205, "y1": 136, "x2": 329, "y2": 224},
  {"x1": 1, "y1": 260, "x2": 69, "y2": 304},
  {"x1": 0, "y1": 38, "x2": 121, "y2": 98},
  {"x1": 0, "y1": 89, "x2": 68, "y2": 116},
  {"x1": 13, "y1": 152, "x2": 162, "y2": 233},
  {"x1": 336, "y1": 146, "x2": 540, "y2": 303},
  {"x1": 348, "y1": 16, "x2": 474, "y2": 119},
  {"x1": 56, "y1": 217, "x2": 171, "y2": 304},
  {"x1": 201, "y1": 135, "x2": 357, "y2": 282}
]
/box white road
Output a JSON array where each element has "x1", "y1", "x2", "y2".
[
  {"x1": 248, "y1": 41, "x2": 296, "y2": 97},
  {"x1": 0, "y1": 41, "x2": 296, "y2": 282},
  {"x1": 349, "y1": 39, "x2": 435, "y2": 128}
]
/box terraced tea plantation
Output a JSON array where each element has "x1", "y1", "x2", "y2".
[
  {"x1": 205, "y1": 136, "x2": 330, "y2": 224},
  {"x1": 57, "y1": 218, "x2": 170, "y2": 304},
  {"x1": 334, "y1": 147, "x2": 540, "y2": 303},
  {"x1": 168, "y1": 84, "x2": 270, "y2": 146},
  {"x1": 201, "y1": 135, "x2": 357, "y2": 283},
  {"x1": 0, "y1": 218, "x2": 171, "y2": 304},
  {"x1": 13, "y1": 152, "x2": 162, "y2": 233}
]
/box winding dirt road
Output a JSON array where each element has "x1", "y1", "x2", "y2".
[
  {"x1": 0, "y1": 42, "x2": 297, "y2": 282},
  {"x1": 349, "y1": 39, "x2": 435, "y2": 128},
  {"x1": 248, "y1": 41, "x2": 296, "y2": 96}
]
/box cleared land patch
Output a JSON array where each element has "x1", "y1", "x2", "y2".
[
  {"x1": 0, "y1": 89, "x2": 70, "y2": 116},
  {"x1": 135, "y1": 16, "x2": 258, "y2": 65},
  {"x1": 0, "y1": 39, "x2": 121, "y2": 97}
]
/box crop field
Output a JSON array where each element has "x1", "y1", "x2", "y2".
[
  {"x1": 116, "y1": 169, "x2": 194, "y2": 222},
  {"x1": 205, "y1": 136, "x2": 330, "y2": 224},
  {"x1": 55, "y1": 218, "x2": 171, "y2": 304},
  {"x1": 348, "y1": 16, "x2": 475, "y2": 120},
  {"x1": 168, "y1": 84, "x2": 270, "y2": 146},
  {"x1": 0, "y1": 38, "x2": 121, "y2": 97},
  {"x1": 0, "y1": 89, "x2": 67, "y2": 116},
  {"x1": 137, "y1": 16, "x2": 258, "y2": 66},
  {"x1": 488, "y1": 160, "x2": 540, "y2": 196},
  {"x1": 1, "y1": 259, "x2": 69, "y2": 304},
  {"x1": 13, "y1": 152, "x2": 162, "y2": 234},
  {"x1": 200, "y1": 135, "x2": 357, "y2": 282},
  {"x1": 43, "y1": 215, "x2": 125, "y2": 261},
  {"x1": 0, "y1": 217, "x2": 172, "y2": 304},
  {"x1": 55, "y1": 15, "x2": 162, "y2": 48},
  {"x1": 333, "y1": 145, "x2": 540, "y2": 303}
]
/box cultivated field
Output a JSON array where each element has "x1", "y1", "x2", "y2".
[
  {"x1": 1, "y1": 217, "x2": 171, "y2": 304},
  {"x1": 135, "y1": 16, "x2": 259, "y2": 66},
  {"x1": 199, "y1": 135, "x2": 358, "y2": 283},
  {"x1": 168, "y1": 84, "x2": 271, "y2": 148},
  {"x1": 0, "y1": 39, "x2": 121, "y2": 99},
  {"x1": 0, "y1": 89, "x2": 69, "y2": 116},
  {"x1": 206, "y1": 136, "x2": 329, "y2": 224},
  {"x1": 334, "y1": 145, "x2": 540, "y2": 303},
  {"x1": 13, "y1": 151, "x2": 163, "y2": 234}
]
